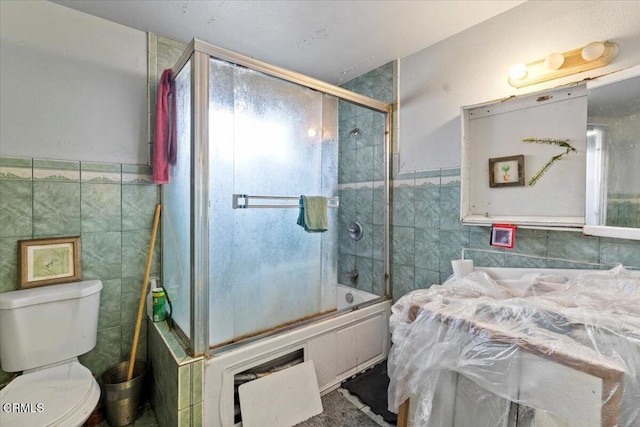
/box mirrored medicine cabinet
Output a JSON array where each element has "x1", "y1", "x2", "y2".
[{"x1": 461, "y1": 65, "x2": 640, "y2": 240}]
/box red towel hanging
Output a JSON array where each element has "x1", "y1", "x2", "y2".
[{"x1": 152, "y1": 69, "x2": 177, "y2": 184}]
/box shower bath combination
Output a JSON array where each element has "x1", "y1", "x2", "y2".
[{"x1": 158, "y1": 39, "x2": 393, "y2": 425}]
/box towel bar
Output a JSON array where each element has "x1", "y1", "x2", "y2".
[{"x1": 232, "y1": 194, "x2": 339, "y2": 209}]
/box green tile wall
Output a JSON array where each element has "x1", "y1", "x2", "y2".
[
  {"x1": 148, "y1": 321, "x2": 203, "y2": 427},
  {"x1": 388, "y1": 170, "x2": 640, "y2": 298},
  {"x1": 337, "y1": 62, "x2": 394, "y2": 297},
  {"x1": 607, "y1": 194, "x2": 640, "y2": 228},
  {"x1": 0, "y1": 156, "x2": 159, "y2": 385}
]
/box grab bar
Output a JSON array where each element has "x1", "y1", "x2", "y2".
[{"x1": 232, "y1": 194, "x2": 340, "y2": 209}]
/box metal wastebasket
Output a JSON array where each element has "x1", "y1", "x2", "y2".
[{"x1": 100, "y1": 361, "x2": 148, "y2": 426}]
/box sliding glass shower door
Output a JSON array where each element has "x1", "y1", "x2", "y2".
[
  {"x1": 207, "y1": 58, "x2": 338, "y2": 347},
  {"x1": 163, "y1": 40, "x2": 390, "y2": 356},
  {"x1": 162, "y1": 60, "x2": 192, "y2": 339}
]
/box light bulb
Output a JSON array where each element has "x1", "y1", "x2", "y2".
[
  {"x1": 582, "y1": 42, "x2": 605, "y2": 61},
  {"x1": 544, "y1": 53, "x2": 565, "y2": 70},
  {"x1": 307, "y1": 128, "x2": 317, "y2": 137},
  {"x1": 509, "y1": 64, "x2": 528, "y2": 81}
]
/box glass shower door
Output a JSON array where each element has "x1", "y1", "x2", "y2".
[
  {"x1": 162, "y1": 60, "x2": 192, "y2": 338},
  {"x1": 208, "y1": 58, "x2": 338, "y2": 347}
]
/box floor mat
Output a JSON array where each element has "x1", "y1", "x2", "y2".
[{"x1": 342, "y1": 361, "x2": 397, "y2": 425}]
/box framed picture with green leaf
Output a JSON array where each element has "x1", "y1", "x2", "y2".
[
  {"x1": 489, "y1": 155, "x2": 524, "y2": 188},
  {"x1": 19, "y1": 236, "x2": 81, "y2": 289}
]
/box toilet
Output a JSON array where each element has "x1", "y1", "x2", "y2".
[{"x1": 0, "y1": 280, "x2": 103, "y2": 426}]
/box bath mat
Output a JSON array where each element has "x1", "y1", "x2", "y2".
[{"x1": 342, "y1": 361, "x2": 397, "y2": 424}]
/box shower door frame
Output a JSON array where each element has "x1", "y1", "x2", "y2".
[{"x1": 170, "y1": 38, "x2": 392, "y2": 357}]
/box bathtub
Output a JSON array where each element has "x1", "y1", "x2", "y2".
[
  {"x1": 203, "y1": 284, "x2": 391, "y2": 426},
  {"x1": 337, "y1": 284, "x2": 379, "y2": 309}
]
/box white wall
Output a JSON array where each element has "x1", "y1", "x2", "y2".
[
  {"x1": 398, "y1": 0, "x2": 640, "y2": 172},
  {"x1": 0, "y1": 0, "x2": 148, "y2": 165}
]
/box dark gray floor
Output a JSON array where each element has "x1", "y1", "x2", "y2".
[
  {"x1": 296, "y1": 389, "x2": 390, "y2": 427},
  {"x1": 95, "y1": 388, "x2": 390, "y2": 426}
]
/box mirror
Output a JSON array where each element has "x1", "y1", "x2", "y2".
[
  {"x1": 584, "y1": 66, "x2": 640, "y2": 240},
  {"x1": 461, "y1": 85, "x2": 588, "y2": 227}
]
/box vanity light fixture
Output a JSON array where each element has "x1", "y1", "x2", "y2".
[
  {"x1": 508, "y1": 41, "x2": 617, "y2": 88},
  {"x1": 508, "y1": 63, "x2": 528, "y2": 81}
]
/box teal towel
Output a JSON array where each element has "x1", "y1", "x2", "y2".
[{"x1": 297, "y1": 196, "x2": 328, "y2": 232}]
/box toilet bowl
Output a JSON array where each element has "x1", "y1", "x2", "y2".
[
  {"x1": 0, "y1": 280, "x2": 103, "y2": 427},
  {"x1": 0, "y1": 359, "x2": 100, "y2": 426}
]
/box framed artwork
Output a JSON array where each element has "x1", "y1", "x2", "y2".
[
  {"x1": 489, "y1": 155, "x2": 525, "y2": 187},
  {"x1": 19, "y1": 236, "x2": 81, "y2": 289},
  {"x1": 490, "y1": 224, "x2": 516, "y2": 249}
]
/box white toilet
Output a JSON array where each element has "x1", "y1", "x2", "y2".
[{"x1": 0, "y1": 280, "x2": 103, "y2": 427}]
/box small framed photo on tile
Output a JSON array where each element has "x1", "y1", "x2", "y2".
[
  {"x1": 490, "y1": 224, "x2": 516, "y2": 249},
  {"x1": 19, "y1": 236, "x2": 81, "y2": 289},
  {"x1": 489, "y1": 155, "x2": 524, "y2": 187}
]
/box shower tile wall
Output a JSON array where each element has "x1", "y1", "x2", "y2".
[
  {"x1": 341, "y1": 62, "x2": 640, "y2": 301},
  {"x1": 607, "y1": 194, "x2": 640, "y2": 228},
  {"x1": 0, "y1": 156, "x2": 159, "y2": 383},
  {"x1": 338, "y1": 62, "x2": 394, "y2": 296}
]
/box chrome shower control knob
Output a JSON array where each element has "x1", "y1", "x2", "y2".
[{"x1": 348, "y1": 221, "x2": 363, "y2": 241}]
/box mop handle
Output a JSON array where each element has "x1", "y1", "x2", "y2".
[{"x1": 127, "y1": 204, "x2": 161, "y2": 381}]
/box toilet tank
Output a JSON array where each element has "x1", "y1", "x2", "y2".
[{"x1": 0, "y1": 280, "x2": 102, "y2": 372}]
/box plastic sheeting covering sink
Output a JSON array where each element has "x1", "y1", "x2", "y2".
[{"x1": 388, "y1": 265, "x2": 640, "y2": 427}]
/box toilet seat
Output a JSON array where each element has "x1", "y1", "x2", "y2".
[{"x1": 0, "y1": 360, "x2": 100, "y2": 427}]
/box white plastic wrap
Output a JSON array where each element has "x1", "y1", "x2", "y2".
[{"x1": 388, "y1": 265, "x2": 640, "y2": 427}]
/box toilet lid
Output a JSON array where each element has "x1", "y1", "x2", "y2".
[{"x1": 0, "y1": 361, "x2": 96, "y2": 426}]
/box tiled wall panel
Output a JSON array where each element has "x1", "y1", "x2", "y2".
[
  {"x1": 337, "y1": 62, "x2": 394, "y2": 297},
  {"x1": 0, "y1": 155, "x2": 159, "y2": 384},
  {"x1": 388, "y1": 170, "x2": 640, "y2": 297},
  {"x1": 148, "y1": 321, "x2": 203, "y2": 427}
]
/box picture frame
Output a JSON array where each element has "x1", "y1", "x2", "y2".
[
  {"x1": 19, "y1": 236, "x2": 81, "y2": 289},
  {"x1": 489, "y1": 155, "x2": 525, "y2": 187},
  {"x1": 490, "y1": 224, "x2": 516, "y2": 249}
]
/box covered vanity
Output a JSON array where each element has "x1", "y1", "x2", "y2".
[
  {"x1": 388, "y1": 65, "x2": 640, "y2": 426},
  {"x1": 388, "y1": 266, "x2": 640, "y2": 426}
]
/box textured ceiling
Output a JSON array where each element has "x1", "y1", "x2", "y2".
[{"x1": 51, "y1": 0, "x2": 525, "y2": 84}]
